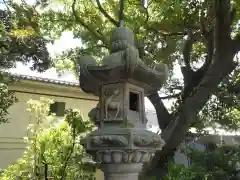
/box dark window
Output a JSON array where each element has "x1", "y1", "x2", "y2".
[
  {"x1": 50, "y1": 102, "x2": 66, "y2": 117},
  {"x1": 205, "y1": 143, "x2": 217, "y2": 152},
  {"x1": 129, "y1": 92, "x2": 139, "y2": 111}
]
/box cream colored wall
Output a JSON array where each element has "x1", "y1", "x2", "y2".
[
  {"x1": 0, "y1": 80, "x2": 98, "y2": 171},
  {"x1": 95, "y1": 169, "x2": 104, "y2": 180}
]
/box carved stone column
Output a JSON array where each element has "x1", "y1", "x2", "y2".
[{"x1": 102, "y1": 164, "x2": 142, "y2": 180}]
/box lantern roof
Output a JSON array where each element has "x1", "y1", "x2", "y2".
[{"x1": 78, "y1": 27, "x2": 169, "y2": 96}]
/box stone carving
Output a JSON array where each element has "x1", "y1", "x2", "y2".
[
  {"x1": 77, "y1": 55, "x2": 100, "y2": 96},
  {"x1": 102, "y1": 27, "x2": 140, "y2": 75},
  {"x1": 88, "y1": 103, "x2": 149, "y2": 127},
  {"x1": 133, "y1": 134, "x2": 165, "y2": 147},
  {"x1": 104, "y1": 88, "x2": 122, "y2": 119},
  {"x1": 88, "y1": 103, "x2": 100, "y2": 126},
  {"x1": 91, "y1": 135, "x2": 128, "y2": 147},
  {"x1": 78, "y1": 27, "x2": 169, "y2": 96},
  {"x1": 79, "y1": 26, "x2": 168, "y2": 180},
  {"x1": 93, "y1": 150, "x2": 154, "y2": 164}
]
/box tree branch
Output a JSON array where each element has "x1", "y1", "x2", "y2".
[
  {"x1": 141, "y1": 0, "x2": 149, "y2": 23},
  {"x1": 179, "y1": 31, "x2": 205, "y2": 101},
  {"x1": 140, "y1": 1, "x2": 238, "y2": 178},
  {"x1": 147, "y1": 92, "x2": 172, "y2": 130},
  {"x1": 147, "y1": 26, "x2": 185, "y2": 37},
  {"x1": 60, "y1": 129, "x2": 76, "y2": 180},
  {"x1": 144, "y1": 7, "x2": 149, "y2": 23},
  {"x1": 43, "y1": 162, "x2": 48, "y2": 180},
  {"x1": 2, "y1": 0, "x2": 10, "y2": 12},
  {"x1": 158, "y1": 93, "x2": 180, "y2": 100},
  {"x1": 180, "y1": 31, "x2": 202, "y2": 80},
  {"x1": 180, "y1": 32, "x2": 194, "y2": 88},
  {"x1": 95, "y1": 0, "x2": 119, "y2": 26},
  {"x1": 232, "y1": 34, "x2": 240, "y2": 54},
  {"x1": 80, "y1": 44, "x2": 108, "y2": 53},
  {"x1": 141, "y1": 59, "x2": 237, "y2": 179},
  {"x1": 214, "y1": 0, "x2": 232, "y2": 54},
  {"x1": 181, "y1": 32, "x2": 193, "y2": 68},
  {"x1": 71, "y1": 0, "x2": 109, "y2": 47}
]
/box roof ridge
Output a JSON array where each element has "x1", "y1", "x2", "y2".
[{"x1": 1, "y1": 71, "x2": 80, "y2": 87}]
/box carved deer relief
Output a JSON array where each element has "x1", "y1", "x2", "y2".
[{"x1": 104, "y1": 89, "x2": 122, "y2": 119}]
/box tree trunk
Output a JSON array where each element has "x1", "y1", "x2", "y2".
[
  {"x1": 150, "y1": 150, "x2": 175, "y2": 180},
  {"x1": 139, "y1": 1, "x2": 239, "y2": 179}
]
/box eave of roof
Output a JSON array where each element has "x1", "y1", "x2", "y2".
[{"x1": 7, "y1": 72, "x2": 80, "y2": 87}]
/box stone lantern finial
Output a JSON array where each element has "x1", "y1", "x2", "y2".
[{"x1": 111, "y1": 27, "x2": 135, "y2": 52}]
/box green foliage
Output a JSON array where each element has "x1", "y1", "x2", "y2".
[
  {"x1": 198, "y1": 68, "x2": 240, "y2": 132},
  {"x1": 39, "y1": 0, "x2": 189, "y2": 66},
  {"x1": 0, "y1": 1, "x2": 50, "y2": 71},
  {"x1": 0, "y1": 72, "x2": 18, "y2": 123},
  {"x1": 36, "y1": 0, "x2": 240, "y2": 66},
  {"x1": 166, "y1": 145, "x2": 240, "y2": 180},
  {"x1": 0, "y1": 0, "x2": 52, "y2": 124},
  {"x1": 0, "y1": 97, "x2": 96, "y2": 180}
]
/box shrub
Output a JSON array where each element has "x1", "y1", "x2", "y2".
[
  {"x1": 166, "y1": 145, "x2": 240, "y2": 180},
  {"x1": 0, "y1": 97, "x2": 96, "y2": 180}
]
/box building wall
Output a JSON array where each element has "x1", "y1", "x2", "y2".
[
  {"x1": 174, "y1": 141, "x2": 206, "y2": 167},
  {"x1": 0, "y1": 80, "x2": 98, "y2": 170},
  {"x1": 146, "y1": 110, "x2": 160, "y2": 133},
  {"x1": 95, "y1": 169, "x2": 104, "y2": 180}
]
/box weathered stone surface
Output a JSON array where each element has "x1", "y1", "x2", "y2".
[
  {"x1": 78, "y1": 27, "x2": 169, "y2": 96},
  {"x1": 91, "y1": 135, "x2": 129, "y2": 147},
  {"x1": 93, "y1": 150, "x2": 153, "y2": 164},
  {"x1": 79, "y1": 26, "x2": 167, "y2": 180},
  {"x1": 89, "y1": 102, "x2": 149, "y2": 128},
  {"x1": 84, "y1": 128, "x2": 164, "y2": 150},
  {"x1": 102, "y1": 164, "x2": 142, "y2": 180}
]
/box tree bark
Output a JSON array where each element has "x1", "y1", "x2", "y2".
[
  {"x1": 148, "y1": 150, "x2": 176, "y2": 180},
  {"x1": 147, "y1": 93, "x2": 172, "y2": 130},
  {"x1": 140, "y1": 0, "x2": 239, "y2": 179},
  {"x1": 71, "y1": 0, "x2": 109, "y2": 47}
]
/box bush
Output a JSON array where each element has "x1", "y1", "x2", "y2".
[
  {"x1": 0, "y1": 97, "x2": 96, "y2": 180},
  {"x1": 166, "y1": 145, "x2": 240, "y2": 180}
]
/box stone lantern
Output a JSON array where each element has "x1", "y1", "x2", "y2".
[{"x1": 78, "y1": 27, "x2": 168, "y2": 180}]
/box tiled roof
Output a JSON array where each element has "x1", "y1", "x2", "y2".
[{"x1": 10, "y1": 73, "x2": 80, "y2": 87}]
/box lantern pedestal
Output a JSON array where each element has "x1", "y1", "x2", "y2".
[{"x1": 84, "y1": 127, "x2": 164, "y2": 180}]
